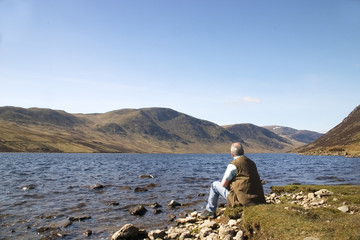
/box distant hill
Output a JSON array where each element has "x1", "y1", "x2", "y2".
[
  {"x1": 223, "y1": 124, "x2": 295, "y2": 152},
  {"x1": 295, "y1": 105, "x2": 360, "y2": 157},
  {"x1": 263, "y1": 126, "x2": 323, "y2": 144},
  {"x1": 0, "y1": 106, "x2": 321, "y2": 153}
]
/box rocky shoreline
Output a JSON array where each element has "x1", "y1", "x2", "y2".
[{"x1": 109, "y1": 187, "x2": 355, "y2": 240}]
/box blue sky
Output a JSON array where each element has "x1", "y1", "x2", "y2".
[{"x1": 0, "y1": 0, "x2": 359, "y2": 133}]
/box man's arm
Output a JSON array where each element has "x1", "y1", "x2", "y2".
[{"x1": 221, "y1": 164, "x2": 237, "y2": 188}]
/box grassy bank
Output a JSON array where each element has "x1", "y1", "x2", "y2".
[{"x1": 240, "y1": 185, "x2": 360, "y2": 240}]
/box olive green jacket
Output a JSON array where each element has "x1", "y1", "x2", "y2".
[{"x1": 227, "y1": 155, "x2": 266, "y2": 207}]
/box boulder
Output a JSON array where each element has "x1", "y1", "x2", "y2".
[
  {"x1": 111, "y1": 224, "x2": 147, "y2": 240},
  {"x1": 129, "y1": 205, "x2": 147, "y2": 216}
]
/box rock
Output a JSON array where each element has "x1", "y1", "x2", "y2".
[
  {"x1": 51, "y1": 219, "x2": 72, "y2": 228},
  {"x1": 22, "y1": 184, "x2": 36, "y2": 190},
  {"x1": 200, "y1": 227, "x2": 213, "y2": 238},
  {"x1": 190, "y1": 211, "x2": 198, "y2": 217},
  {"x1": 83, "y1": 229, "x2": 92, "y2": 236},
  {"x1": 308, "y1": 193, "x2": 315, "y2": 199},
  {"x1": 168, "y1": 214, "x2": 176, "y2": 222},
  {"x1": 69, "y1": 215, "x2": 92, "y2": 222},
  {"x1": 235, "y1": 230, "x2": 244, "y2": 240},
  {"x1": 153, "y1": 209, "x2": 162, "y2": 214},
  {"x1": 129, "y1": 205, "x2": 147, "y2": 216},
  {"x1": 150, "y1": 202, "x2": 162, "y2": 208},
  {"x1": 167, "y1": 226, "x2": 188, "y2": 239},
  {"x1": 112, "y1": 224, "x2": 141, "y2": 240},
  {"x1": 148, "y1": 229, "x2": 166, "y2": 240},
  {"x1": 219, "y1": 224, "x2": 235, "y2": 240},
  {"x1": 134, "y1": 187, "x2": 148, "y2": 192},
  {"x1": 314, "y1": 189, "x2": 333, "y2": 197},
  {"x1": 119, "y1": 186, "x2": 131, "y2": 190},
  {"x1": 138, "y1": 174, "x2": 154, "y2": 178},
  {"x1": 176, "y1": 217, "x2": 197, "y2": 224},
  {"x1": 338, "y1": 205, "x2": 349, "y2": 213},
  {"x1": 179, "y1": 231, "x2": 193, "y2": 240},
  {"x1": 228, "y1": 219, "x2": 237, "y2": 227},
  {"x1": 303, "y1": 237, "x2": 320, "y2": 240},
  {"x1": 168, "y1": 200, "x2": 182, "y2": 208},
  {"x1": 36, "y1": 226, "x2": 60, "y2": 233},
  {"x1": 200, "y1": 219, "x2": 218, "y2": 230},
  {"x1": 90, "y1": 183, "x2": 105, "y2": 190},
  {"x1": 206, "y1": 233, "x2": 220, "y2": 240}
]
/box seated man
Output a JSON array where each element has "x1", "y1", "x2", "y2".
[{"x1": 200, "y1": 142, "x2": 265, "y2": 218}]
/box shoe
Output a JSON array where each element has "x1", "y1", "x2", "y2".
[{"x1": 199, "y1": 210, "x2": 215, "y2": 219}]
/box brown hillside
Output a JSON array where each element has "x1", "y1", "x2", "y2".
[{"x1": 295, "y1": 105, "x2": 360, "y2": 157}]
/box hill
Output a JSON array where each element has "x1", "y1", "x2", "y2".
[
  {"x1": 0, "y1": 106, "x2": 321, "y2": 153},
  {"x1": 295, "y1": 105, "x2": 360, "y2": 157},
  {"x1": 223, "y1": 124, "x2": 306, "y2": 153},
  {"x1": 263, "y1": 126, "x2": 323, "y2": 144}
]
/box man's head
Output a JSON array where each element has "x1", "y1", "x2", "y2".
[{"x1": 230, "y1": 142, "x2": 244, "y2": 157}]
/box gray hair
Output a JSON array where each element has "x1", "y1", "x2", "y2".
[{"x1": 230, "y1": 142, "x2": 244, "y2": 156}]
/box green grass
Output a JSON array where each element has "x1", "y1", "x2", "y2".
[{"x1": 241, "y1": 185, "x2": 360, "y2": 240}]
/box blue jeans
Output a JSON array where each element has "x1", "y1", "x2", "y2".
[{"x1": 206, "y1": 181, "x2": 229, "y2": 213}]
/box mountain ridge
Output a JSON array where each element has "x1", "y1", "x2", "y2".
[{"x1": 0, "y1": 106, "x2": 321, "y2": 153}]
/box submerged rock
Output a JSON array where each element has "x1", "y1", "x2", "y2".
[
  {"x1": 138, "y1": 174, "x2": 154, "y2": 178},
  {"x1": 168, "y1": 200, "x2": 182, "y2": 208}
]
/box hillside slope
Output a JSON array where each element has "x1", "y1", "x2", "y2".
[{"x1": 295, "y1": 105, "x2": 360, "y2": 157}]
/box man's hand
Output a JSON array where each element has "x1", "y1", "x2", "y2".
[{"x1": 221, "y1": 179, "x2": 230, "y2": 188}]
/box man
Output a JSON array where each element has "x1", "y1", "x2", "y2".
[{"x1": 200, "y1": 142, "x2": 265, "y2": 219}]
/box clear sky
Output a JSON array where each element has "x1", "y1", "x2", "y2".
[{"x1": 1, "y1": 0, "x2": 359, "y2": 133}]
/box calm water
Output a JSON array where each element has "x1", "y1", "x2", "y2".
[{"x1": 0, "y1": 153, "x2": 359, "y2": 239}]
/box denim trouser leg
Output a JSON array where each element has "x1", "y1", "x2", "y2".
[{"x1": 206, "y1": 181, "x2": 229, "y2": 213}]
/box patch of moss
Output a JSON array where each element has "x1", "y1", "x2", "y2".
[
  {"x1": 242, "y1": 185, "x2": 360, "y2": 240},
  {"x1": 223, "y1": 205, "x2": 243, "y2": 219}
]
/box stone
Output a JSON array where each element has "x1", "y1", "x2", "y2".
[
  {"x1": 168, "y1": 200, "x2": 182, "y2": 207},
  {"x1": 200, "y1": 219, "x2": 218, "y2": 229},
  {"x1": 314, "y1": 189, "x2": 333, "y2": 197},
  {"x1": 190, "y1": 211, "x2": 198, "y2": 217},
  {"x1": 138, "y1": 174, "x2": 154, "y2": 178},
  {"x1": 228, "y1": 219, "x2": 237, "y2": 227},
  {"x1": 200, "y1": 227, "x2": 213, "y2": 238},
  {"x1": 176, "y1": 217, "x2": 197, "y2": 224},
  {"x1": 167, "y1": 226, "x2": 188, "y2": 239},
  {"x1": 83, "y1": 230, "x2": 92, "y2": 236},
  {"x1": 90, "y1": 183, "x2": 105, "y2": 190},
  {"x1": 148, "y1": 229, "x2": 166, "y2": 240},
  {"x1": 338, "y1": 205, "x2": 349, "y2": 213},
  {"x1": 303, "y1": 237, "x2": 320, "y2": 240},
  {"x1": 235, "y1": 230, "x2": 244, "y2": 240},
  {"x1": 308, "y1": 193, "x2": 315, "y2": 199},
  {"x1": 219, "y1": 224, "x2": 235, "y2": 240},
  {"x1": 111, "y1": 224, "x2": 145, "y2": 240},
  {"x1": 206, "y1": 233, "x2": 220, "y2": 240},
  {"x1": 153, "y1": 209, "x2": 162, "y2": 214},
  {"x1": 150, "y1": 202, "x2": 162, "y2": 208},
  {"x1": 129, "y1": 205, "x2": 147, "y2": 216},
  {"x1": 69, "y1": 215, "x2": 92, "y2": 222}
]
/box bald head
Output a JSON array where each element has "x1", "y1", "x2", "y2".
[{"x1": 230, "y1": 142, "x2": 244, "y2": 156}]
